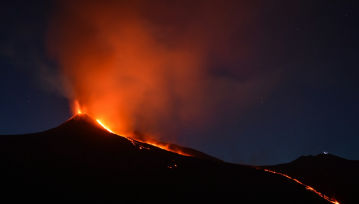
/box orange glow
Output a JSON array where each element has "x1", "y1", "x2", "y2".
[
  {"x1": 143, "y1": 140, "x2": 191, "y2": 157},
  {"x1": 91, "y1": 115, "x2": 190, "y2": 157},
  {"x1": 71, "y1": 98, "x2": 190, "y2": 156},
  {"x1": 48, "y1": 1, "x2": 273, "y2": 151},
  {"x1": 96, "y1": 119, "x2": 114, "y2": 134},
  {"x1": 263, "y1": 169, "x2": 340, "y2": 204},
  {"x1": 73, "y1": 100, "x2": 83, "y2": 115}
]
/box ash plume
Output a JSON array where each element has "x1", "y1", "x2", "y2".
[{"x1": 47, "y1": 0, "x2": 278, "y2": 142}]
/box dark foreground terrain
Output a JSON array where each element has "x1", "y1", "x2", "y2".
[
  {"x1": 266, "y1": 153, "x2": 359, "y2": 204},
  {"x1": 0, "y1": 115, "x2": 337, "y2": 203}
]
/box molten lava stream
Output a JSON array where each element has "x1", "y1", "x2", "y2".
[
  {"x1": 263, "y1": 169, "x2": 340, "y2": 204},
  {"x1": 72, "y1": 98, "x2": 192, "y2": 157},
  {"x1": 96, "y1": 119, "x2": 114, "y2": 134},
  {"x1": 143, "y1": 140, "x2": 191, "y2": 157},
  {"x1": 91, "y1": 115, "x2": 190, "y2": 157}
]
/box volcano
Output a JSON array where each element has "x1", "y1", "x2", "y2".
[{"x1": 0, "y1": 115, "x2": 335, "y2": 203}]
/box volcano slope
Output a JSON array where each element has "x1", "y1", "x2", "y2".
[
  {"x1": 265, "y1": 153, "x2": 359, "y2": 204},
  {"x1": 0, "y1": 115, "x2": 329, "y2": 203}
]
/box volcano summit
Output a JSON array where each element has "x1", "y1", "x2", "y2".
[{"x1": 0, "y1": 115, "x2": 336, "y2": 203}]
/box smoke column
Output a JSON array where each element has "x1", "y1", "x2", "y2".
[{"x1": 47, "y1": 0, "x2": 276, "y2": 142}]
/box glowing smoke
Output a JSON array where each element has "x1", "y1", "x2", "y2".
[{"x1": 47, "y1": 0, "x2": 276, "y2": 142}]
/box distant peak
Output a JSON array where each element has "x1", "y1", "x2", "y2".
[
  {"x1": 294, "y1": 153, "x2": 345, "y2": 163},
  {"x1": 317, "y1": 152, "x2": 330, "y2": 157},
  {"x1": 315, "y1": 152, "x2": 343, "y2": 160}
]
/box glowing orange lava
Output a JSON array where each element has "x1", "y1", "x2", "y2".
[
  {"x1": 72, "y1": 101, "x2": 190, "y2": 158},
  {"x1": 74, "y1": 100, "x2": 83, "y2": 115},
  {"x1": 263, "y1": 169, "x2": 340, "y2": 204},
  {"x1": 94, "y1": 118, "x2": 190, "y2": 156},
  {"x1": 96, "y1": 119, "x2": 114, "y2": 134},
  {"x1": 144, "y1": 140, "x2": 191, "y2": 157}
]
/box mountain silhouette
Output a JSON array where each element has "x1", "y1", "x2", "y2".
[
  {"x1": 0, "y1": 115, "x2": 333, "y2": 203},
  {"x1": 266, "y1": 153, "x2": 359, "y2": 204}
]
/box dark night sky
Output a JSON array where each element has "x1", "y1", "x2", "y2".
[{"x1": 0, "y1": 0, "x2": 358, "y2": 165}]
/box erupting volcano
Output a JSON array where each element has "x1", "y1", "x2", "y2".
[
  {"x1": 72, "y1": 102, "x2": 213, "y2": 159},
  {"x1": 0, "y1": 114, "x2": 349, "y2": 203},
  {"x1": 66, "y1": 104, "x2": 342, "y2": 203},
  {"x1": 1, "y1": 0, "x2": 357, "y2": 203}
]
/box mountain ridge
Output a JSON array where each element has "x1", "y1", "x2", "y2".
[
  {"x1": 266, "y1": 152, "x2": 359, "y2": 204},
  {"x1": 0, "y1": 115, "x2": 335, "y2": 203}
]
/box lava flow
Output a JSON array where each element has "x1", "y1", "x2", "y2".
[
  {"x1": 96, "y1": 119, "x2": 114, "y2": 134},
  {"x1": 95, "y1": 118, "x2": 190, "y2": 157},
  {"x1": 263, "y1": 169, "x2": 340, "y2": 204},
  {"x1": 73, "y1": 102, "x2": 190, "y2": 157},
  {"x1": 143, "y1": 140, "x2": 191, "y2": 157}
]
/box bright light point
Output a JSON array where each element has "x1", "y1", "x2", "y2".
[
  {"x1": 74, "y1": 100, "x2": 83, "y2": 115},
  {"x1": 323, "y1": 151, "x2": 328, "y2": 155},
  {"x1": 96, "y1": 119, "x2": 114, "y2": 133}
]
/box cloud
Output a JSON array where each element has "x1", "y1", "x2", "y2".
[{"x1": 47, "y1": 0, "x2": 279, "y2": 142}]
